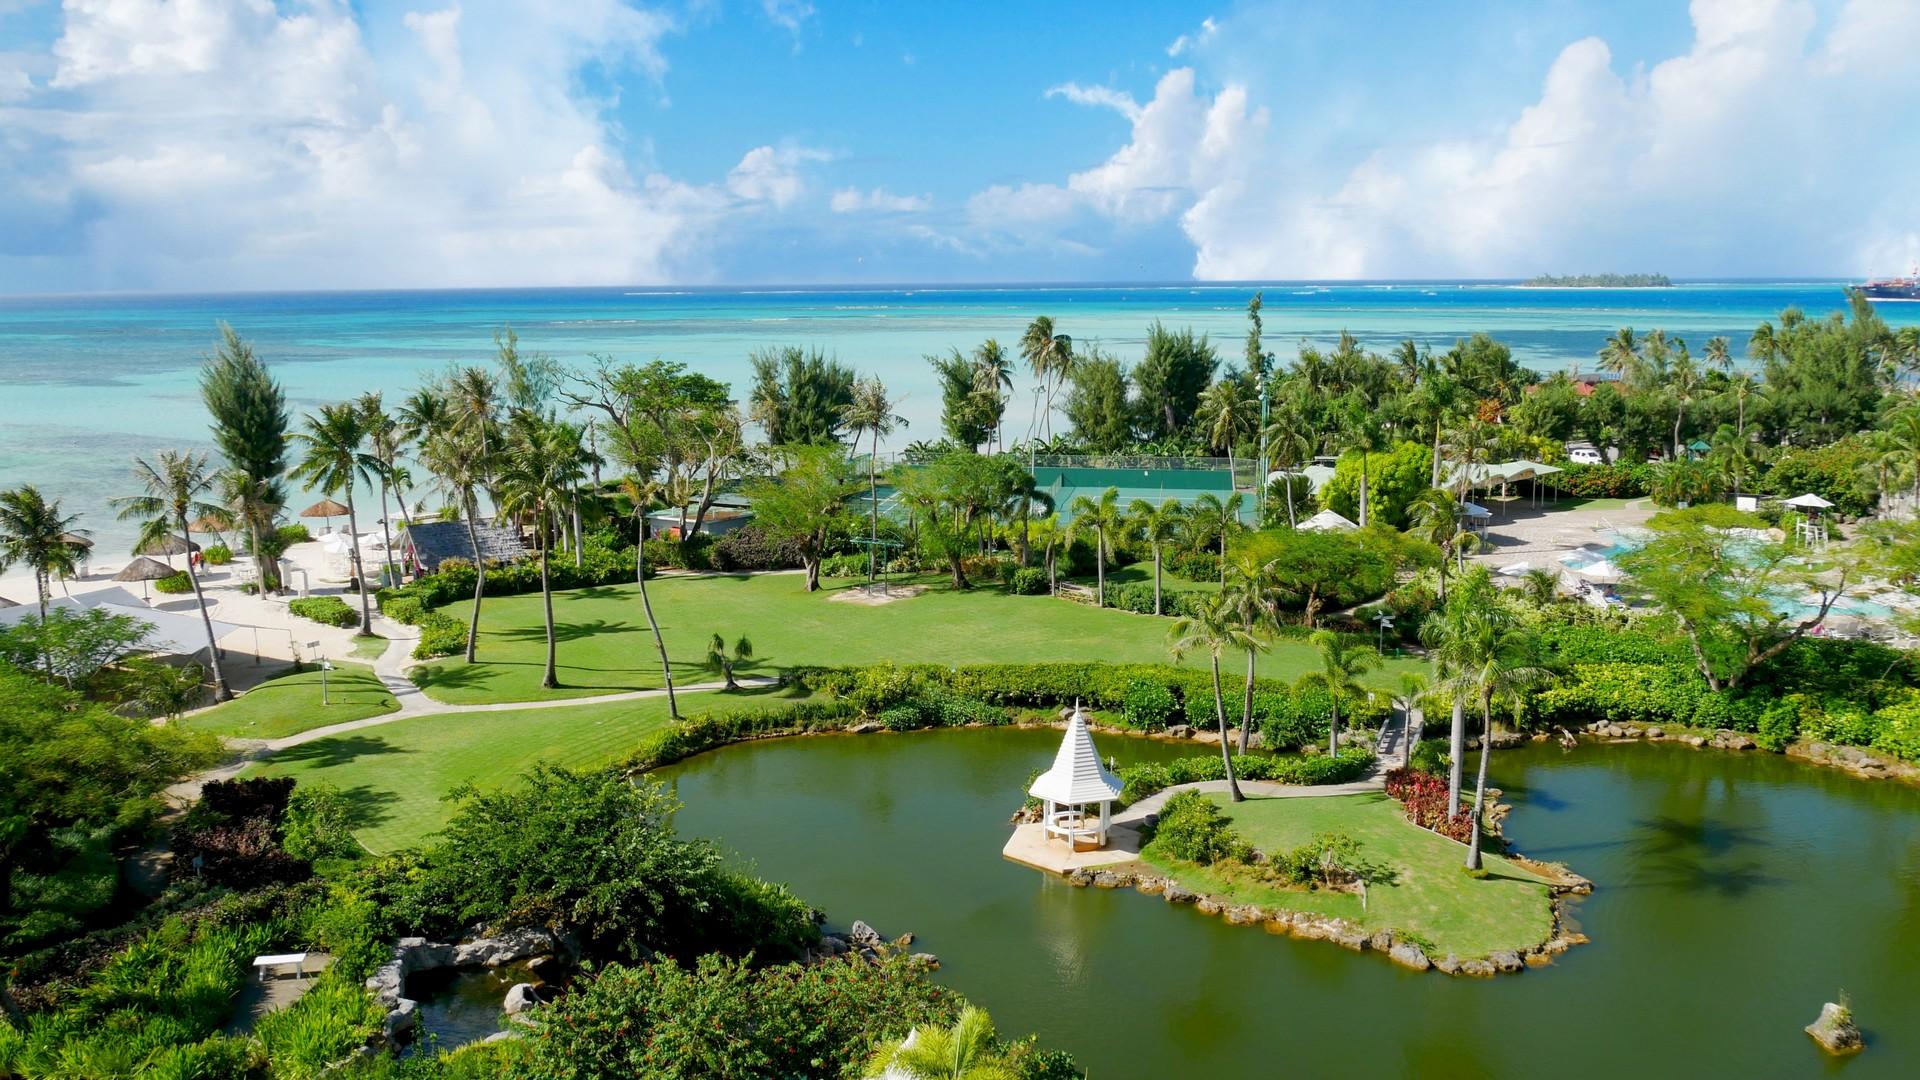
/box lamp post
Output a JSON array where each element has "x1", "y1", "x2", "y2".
[{"x1": 1374, "y1": 613, "x2": 1395, "y2": 653}]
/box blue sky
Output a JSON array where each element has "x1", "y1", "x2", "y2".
[{"x1": 1, "y1": 0, "x2": 1916, "y2": 291}]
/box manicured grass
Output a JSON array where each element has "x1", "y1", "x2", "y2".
[
  {"x1": 248, "y1": 686, "x2": 809, "y2": 852},
  {"x1": 347, "y1": 633, "x2": 387, "y2": 661},
  {"x1": 183, "y1": 666, "x2": 398, "y2": 740},
  {"x1": 413, "y1": 573, "x2": 1420, "y2": 705},
  {"x1": 1142, "y1": 791, "x2": 1554, "y2": 958}
]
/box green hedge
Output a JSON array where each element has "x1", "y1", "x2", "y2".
[
  {"x1": 289, "y1": 596, "x2": 359, "y2": 628},
  {"x1": 411, "y1": 612, "x2": 467, "y2": 660},
  {"x1": 1542, "y1": 462, "x2": 1652, "y2": 498},
  {"x1": 1117, "y1": 747, "x2": 1375, "y2": 806}
]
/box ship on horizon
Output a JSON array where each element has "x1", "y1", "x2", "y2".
[{"x1": 1859, "y1": 267, "x2": 1920, "y2": 301}]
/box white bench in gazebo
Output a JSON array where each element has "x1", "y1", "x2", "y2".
[{"x1": 252, "y1": 952, "x2": 311, "y2": 980}]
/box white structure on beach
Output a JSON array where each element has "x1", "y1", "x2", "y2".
[
  {"x1": 1027, "y1": 705, "x2": 1124, "y2": 849},
  {"x1": 1298, "y1": 508, "x2": 1358, "y2": 532}
]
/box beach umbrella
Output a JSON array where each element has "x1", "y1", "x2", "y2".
[
  {"x1": 188, "y1": 513, "x2": 229, "y2": 540},
  {"x1": 301, "y1": 498, "x2": 351, "y2": 534},
  {"x1": 113, "y1": 555, "x2": 178, "y2": 600},
  {"x1": 137, "y1": 534, "x2": 200, "y2": 566},
  {"x1": 59, "y1": 531, "x2": 94, "y2": 550},
  {"x1": 1574, "y1": 559, "x2": 1623, "y2": 585}
]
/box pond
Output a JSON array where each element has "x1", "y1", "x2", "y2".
[
  {"x1": 401, "y1": 962, "x2": 536, "y2": 1056},
  {"x1": 657, "y1": 729, "x2": 1920, "y2": 1077}
]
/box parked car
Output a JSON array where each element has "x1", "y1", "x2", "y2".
[{"x1": 1569, "y1": 446, "x2": 1604, "y2": 465}]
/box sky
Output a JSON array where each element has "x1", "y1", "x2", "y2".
[{"x1": 1, "y1": 0, "x2": 1917, "y2": 293}]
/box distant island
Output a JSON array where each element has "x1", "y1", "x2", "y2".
[{"x1": 1524, "y1": 273, "x2": 1672, "y2": 287}]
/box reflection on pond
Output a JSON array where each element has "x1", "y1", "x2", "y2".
[
  {"x1": 657, "y1": 729, "x2": 1920, "y2": 1076},
  {"x1": 401, "y1": 962, "x2": 535, "y2": 1056}
]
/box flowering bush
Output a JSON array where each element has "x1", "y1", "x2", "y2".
[{"x1": 1384, "y1": 768, "x2": 1475, "y2": 844}]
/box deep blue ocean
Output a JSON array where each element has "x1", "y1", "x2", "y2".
[{"x1": 2, "y1": 281, "x2": 1913, "y2": 555}]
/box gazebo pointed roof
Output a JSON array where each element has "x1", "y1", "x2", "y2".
[{"x1": 1028, "y1": 706, "x2": 1123, "y2": 805}]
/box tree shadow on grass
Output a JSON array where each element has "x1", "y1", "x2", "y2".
[
  {"x1": 328, "y1": 783, "x2": 403, "y2": 831},
  {"x1": 497, "y1": 617, "x2": 642, "y2": 645},
  {"x1": 271, "y1": 733, "x2": 408, "y2": 772}
]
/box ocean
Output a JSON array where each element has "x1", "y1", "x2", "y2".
[{"x1": 2, "y1": 280, "x2": 1913, "y2": 557}]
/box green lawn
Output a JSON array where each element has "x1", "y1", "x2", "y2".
[
  {"x1": 347, "y1": 633, "x2": 388, "y2": 661},
  {"x1": 249, "y1": 686, "x2": 809, "y2": 852},
  {"x1": 1143, "y1": 792, "x2": 1555, "y2": 959},
  {"x1": 413, "y1": 573, "x2": 1419, "y2": 705},
  {"x1": 183, "y1": 666, "x2": 398, "y2": 740}
]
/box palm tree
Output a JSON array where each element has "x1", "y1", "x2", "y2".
[
  {"x1": 971, "y1": 339, "x2": 1015, "y2": 452},
  {"x1": 1667, "y1": 351, "x2": 1704, "y2": 460},
  {"x1": 1519, "y1": 568, "x2": 1560, "y2": 608},
  {"x1": 397, "y1": 384, "x2": 452, "y2": 446},
  {"x1": 1168, "y1": 594, "x2": 1256, "y2": 801},
  {"x1": 1065, "y1": 486, "x2": 1121, "y2": 608},
  {"x1": 1019, "y1": 316, "x2": 1073, "y2": 441},
  {"x1": 111, "y1": 451, "x2": 232, "y2": 700},
  {"x1": 1196, "y1": 377, "x2": 1257, "y2": 480},
  {"x1": 358, "y1": 393, "x2": 408, "y2": 587},
  {"x1": 1405, "y1": 488, "x2": 1463, "y2": 603},
  {"x1": 1297, "y1": 629, "x2": 1380, "y2": 758},
  {"x1": 1000, "y1": 471, "x2": 1053, "y2": 567},
  {"x1": 213, "y1": 469, "x2": 284, "y2": 594},
  {"x1": 1223, "y1": 551, "x2": 1278, "y2": 754},
  {"x1": 865, "y1": 1006, "x2": 1016, "y2": 1080},
  {"x1": 447, "y1": 365, "x2": 502, "y2": 507},
  {"x1": 705, "y1": 633, "x2": 753, "y2": 691},
  {"x1": 289, "y1": 403, "x2": 377, "y2": 634},
  {"x1": 1597, "y1": 327, "x2": 1641, "y2": 378},
  {"x1": 1261, "y1": 404, "x2": 1312, "y2": 527},
  {"x1": 1707, "y1": 424, "x2": 1766, "y2": 499},
  {"x1": 1337, "y1": 395, "x2": 1384, "y2": 528},
  {"x1": 1704, "y1": 336, "x2": 1733, "y2": 372},
  {"x1": 495, "y1": 416, "x2": 586, "y2": 689},
  {"x1": 0, "y1": 486, "x2": 91, "y2": 675},
  {"x1": 1422, "y1": 569, "x2": 1488, "y2": 816},
  {"x1": 840, "y1": 377, "x2": 908, "y2": 584},
  {"x1": 1028, "y1": 513, "x2": 1066, "y2": 595},
  {"x1": 1126, "y1": 498, "x2": 1185, "y2": 616},
  {"x1": 1446, "y1": 600, "x2": 1554, "y2": 870},
  {"x1": 1877, "y1": 406, "x2": 1920, "y2": 512},
  {"x1": 618, "y1": 474, "x2": 678, "y2": 718},
  {"x1": 1185, "y1": 490, "x2": 1246, "y2": 584},
  {"x1": 421, "y1": 427, "x2": 490, "y2": 663},
  {"x1": 1726, "y1": 372, "x2": 1759, "y2": 439}
]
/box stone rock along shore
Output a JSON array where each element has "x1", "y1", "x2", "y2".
[
  {"x1": 365, "y1": 927, "x2": 576, "y2": 1044},
  {"x1": 1564, "y1": 720, "x2": 1920, "y2": 784},
  {"x1": 1064, "y1": 864, "x2": 1588, "y2": 976},
  {"x1": 805, "y1": 918, "x2": 939, "y2": 970},
  {"x1": 1805, "y1": 1001, "x2": 1865, "y2": 1055}
]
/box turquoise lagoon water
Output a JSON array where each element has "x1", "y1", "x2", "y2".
[{"x1": 1, "y1": 281, "x2": 1913, "y2": 556}]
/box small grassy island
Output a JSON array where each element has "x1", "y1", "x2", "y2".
[{"x1": 1524, "y1": 272, "x2": 1672, "y2": 287}]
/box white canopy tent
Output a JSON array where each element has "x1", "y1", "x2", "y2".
[
  {"x1": 1782, "y1": 493, "x2": 1834, "y2": 510},
  {"x1": 1298, "y1": 508, "x2": 1359, "y2": 532},
  {"x1": 1028, "y1": 706, "x2": 1124, "y2": 849},
  {"x1": 0, "y1": 588, "x2": 244, "y2": 656},
  {"x1": 1574, "y1": 559, "x2": 1623, "y2": 585},
  {"x1": 1462, "y1": 502, "x2": 1493, "y2": 520}
]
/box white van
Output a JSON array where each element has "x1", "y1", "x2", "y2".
[{"x1": 1568, "y1": 447, "x2": 1604, "y2": 465}]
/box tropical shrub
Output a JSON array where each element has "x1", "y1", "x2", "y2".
[
  {"x1": 820, "y1": 552, "x2": 870, "y2": 578},
  {"x1": 201, "y1": 543, "x2": 233, "y2": 565},
  {"x1": 1320, "y1": 441, "x2": 1434, "y2": 529},
  {"x1": 289, "y1": 595, "x2": 358, "y2": 628},
  {"x1": 282, "y1": 782, "x2": 360, "y2": 862},
  {"x1": 1407, "y1": 737, "x2": 1450, "y2": 776},
  {"x1": 1167, "y1": 548, "x2": 1219, "y2": 582},
  {"x1": 1384, "y1": 768, "x2": 1473, "y2": 843},
  {"x1": 1117, "y1": 748, "x2": 1373, "y2": 805},
  {"x1": 1870, "y1": 693, "x2": 1920, "y2": 762},
  {"x1": 1008, "y1": 566, "x2": 1049, "y2": 595},
  {"x1": 153, "y1": 570, "x2": 194, "y2": 594},
  {"x1": 1543, "y1": 462, "x2": 1653, "y2": 498},
  {"x1": 378, "y1": 593, "x2": 427, "y2": 625},
  {"x1": 1761, "y1": 435, "x2": 1879, "y2": 517},
  {"x1": 1122, "y1": 678, "x2": 1178, "y2": 730},
  {"x1": 1151, "y1": 790, "x2": 1252, "y2": 865},
  {"x1": 506, "y1": 952, "x2": 961, "y2": 1080},
  {"x1": 712, "y1": 524, "x2": 807, "y2": 571},
  {"x1": 411, "y1": 611, "x2": 467, "y2": 660},
  {"x1": 277, "y1": 523, "x2": 313, "y2": 545},
  {"x1": 1105, "y1": 581, "x2": 1159, "y2": 614}
]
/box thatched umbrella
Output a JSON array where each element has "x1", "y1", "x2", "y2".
[
  {"x1": 137, "y1": 534, "x2": 201, "y2": 567},
  {"x1": 114, "y1": 555, "x2": 178, "y2": 600},
  {"x1": 301, "y1": 498, "x2": 351, "y2": 535},
  {"x1": 58, "y1": 531, "x2": 94, "y2": 550}
]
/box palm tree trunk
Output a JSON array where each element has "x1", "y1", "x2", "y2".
[
  {"x1": 539, "y1": 513, "x2": 557, "y2": 689},
  {"x1": 1359, "y1": 457, "x2": 1370, "y2": 529},
  {"x1": 1284, "y1": 473, "x2": 1296, "y2": 528},
  {"x1": 868, "y1": 430, "x2": 880, "y2": 584},
  {"x1": 1466, "y1": 697, "x2": 1493, "y2": 870},
  {"x1": 1238, "y1": 646, "x2": 1255, "y2": 755},
  {"x1": 378, "y1": 474, "x2": 399, "y2": 587},
  {"x1": 1046, "y1": 544, "x2": 1056, "y2": 594},
  {"x1": 1095, "y1": 531, "x2": 1106, "y2": 607},
  {"x1": 1432, "y1": 423, "x2": 1444, "y2": 488},
  {"x1": 572, "y1": 483, "x2": 583, "y2": 570},
  {"x1": 635, "y1": 513, "x2": 677, "y2": 719},
  {"x1": 1328, "y1": 698, "x2": 1341, "y2": 758},
  {"x1": 1448, "y1": 697, "x2": 1466, "y2": 818},
  {"x1": 1219, "y1": 532, "x2": 1228, "y2": 586},
  {"x1": 1212, "y1": 657, "x2": 1243, "y2": 801},
  {"x1": 463, "y1": 501, "x2": 485, "y2": 664},
  {"x1": 345, "y1": 490, "x2": 372, "y2": 634},
  {"x1": 1152, "y1": 545, "x2": 1163, "y2": 616},
  {"x1": 178, "y1": 513, "x2": 231, "y2": 701},
  {"x1": 35, "y1": 570, "x2": 51, "y2": 678}
]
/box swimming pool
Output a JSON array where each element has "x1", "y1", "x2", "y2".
[{"x1": 1569, "y1": 528, "x2": 1892, "y2": 620}]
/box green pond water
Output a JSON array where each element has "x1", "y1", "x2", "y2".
[{"x1": 656, "y1": 730, "x2": 1920, "y2": 1078}]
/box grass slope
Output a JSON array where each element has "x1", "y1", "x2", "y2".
[
  {"x1": 1143, "y1": 791, "x2": 1554, "y2": 958},
  {"x1": 183, "y1": 666, "x2": 398, "y2": 739},
  {"x1": 248, "y1": 686, "x2": 807, "y2": 852},
  {"x1": 413, "y1": 573, "x2": 1419, "y2": 705}
]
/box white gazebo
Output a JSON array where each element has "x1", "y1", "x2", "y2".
[
  {"x1": 1298, "y1": 508, "x2": 1359, "y2": 533},
  {"x1": 1782, "y1": 492, "x2": 1833, "y2": 547},
  {"x1": 1027, "y1": 705, "x2": 1124, "y2": 850}
]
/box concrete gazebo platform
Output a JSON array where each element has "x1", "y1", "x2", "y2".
[{"x1": 1002, "y1": 705, "x2": 1134, "y2": 873}]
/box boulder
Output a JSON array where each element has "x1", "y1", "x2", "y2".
[
  {"x1": 1165, "y1": 725, "x2": 1192, "y2": 739},
  {"x1": 1162, "y1": 882, "x2": 1198, "y2": 904},
  {"x1": 452, "y1": 927, "x2": 563, "y2": 968},
  {"x1": 849, "y1": 722, "x2": 881, "y2": 734},
  {"x1": 1090, "y1": 869, "x2": 1133, "y2": 888},
  {"x1": 1646, "y1": 728, "x2": 1665, "y2": 740},
  {"x1": 1331, "y1": 928, "x2": 1370, "y2": 952},
  {"x1": 383, "y1": 998, "x2": 419, "y2": 1041},
  {"x1": 848, "y1": 920, "x2": 883, "y2": 947},
  {"x1": 1367, "y1": 931, "x2": 1396, "y2": 953},
  {"x1": 1195, "y1": 897, "x2": 1224, "y2": 916},
  {"x1": 1683, "y1": 735, "x2": 1708, "y2": 748},
  {"x1": 503, "y1": 983, "x2": 541, "y2": 1016},
  {"x1": 1433, "y1": 954, "x2": 1463, "y2": 975},
  {"x1": 1134, "y1": 876, "x2": 1167, "y2": 896},
  {"x1": 528, "y1": 955, "x2": 565, "y2": 981},
  {"x1": 909, "y1": 953, "x2": 940, "y2": 969},
  {"x1": 1066, "y1": 869, "x2": 1094, "y2": 888},
  {"x1": 482, "y1": 1030, "x2": 523, "y2": 1045},
  {"x1": 1388, "y1": 943, "x2": 1431, "y2": 971},
  {"x1": 1223, "y1": 905, "x2": 1262, "y2": 926},
  {"x1": 1805, "y1": 1002, "x2": 1864, "y2": 1055},
  {"x1": 1457, "y1": 959, "x2": 1497, "y2": 978}
]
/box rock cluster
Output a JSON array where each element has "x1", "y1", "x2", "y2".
[
  {"x1": 1062, "y1": 865, "x2": 1586, "y2": 976},
  {"x1": 1790, "y1": 740, "x2": 1920, "y2": 783},
  {"x1": 1805, "y1": 1002, "x2": 1864, "y2": 1055},
  {"x1": 806, "y1": 919, "x2": 937, "y2": 969},
  {"x1": 365, "y1": 928, "x2": 573, "y2": 1045}
]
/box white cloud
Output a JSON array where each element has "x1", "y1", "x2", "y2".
[
  {"x1": 830, "y1": 186, "x2": 930, "y2": 213},
  {"x1": 0, "y1": 0, "x2": 831, "y2": 288},
  {"x1": 760, "y1": 0, "x2": 814, "y2": 45},
  {"x1": 1002, "y1": 0, "x2": 1920, "y2": 279},
  {"x1": 1167, "y1": 16, "x2": 1216, "y2": 57}
]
